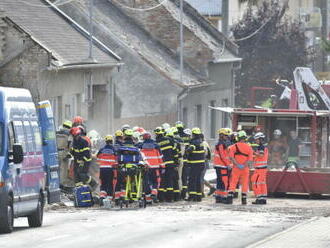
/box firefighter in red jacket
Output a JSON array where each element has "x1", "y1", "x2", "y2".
[
  {"x1": 227, "y1": 130, "x2": 253, "y2": 205},
  {"x1": 69, "y1": 127, "x2": 97, "y2": 190},
  {"x1": 213, "y1": 128, "x2": 232, "y2": 203},
  {"x1": 139, "y1": 132, "x2": 164, "y2": 203},
  {"x1": 97, "y1": 135, "x2": 118, "y2": 203},
  {"x1": 251, "y1": 132, "x2": 268, "y2": 204}
]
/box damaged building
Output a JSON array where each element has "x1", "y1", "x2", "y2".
[
  {"x1": 58, "y1": 0, "x2": 241, "y2": 140},
  {"x1": 0, "y1": 0, "x2": 122, "y2": 133}
]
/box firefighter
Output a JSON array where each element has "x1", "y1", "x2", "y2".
[
  {"x1": 138, "y1": 132, "x2": 163, "y2": 203},
  {"x1": 72, "y1": 116, "x2": 87, "y2": 133},
  {"x1": 181, "y1": 128, "x2": 192, "y2": 199},
  {"x1": 69, "y1": 127, "x2": 97, "y2": 190},
  {"x1": 96, "y1": 135, "x2": 118, "y2": 203},
  {"x1": 268, "y1": 129, "x2": 288, "y2": 167},
  {"x1": 114, "y1": 130, "x2": 124, "y2": 149},
  {"x1": 227, "y1": 130, "x2": 254, "y2": 205},
  {"x1": 185, "y1": 127, "x2": 205, "y2": 202},
  {"x1": 154, "y1": 126, "x2": 178, "y2": 202},
  {"x1": 166, "y1": 128, "x2": 181, "y2": 201},
  {"x1": 56, "y1": 120, "x2": 73, "y2": 188},
  {"x1": 251, "y1": 132, "x2": 268, "y2": 205},
  {"x1": 213, "y1": 128, "x2": 232, "y2": 203}
]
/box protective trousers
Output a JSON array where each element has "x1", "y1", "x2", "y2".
[
  {"x1": 99, "y1": 168, "x2": 118, "y2": 198},
  {"x1": 74, "y1": 161, "x2": 97, "y2": 188},
  {"x1": 228, "y1": 166, "x2": 249, "y2": 194},
  {"x1": 188, "y1": 165, "x2": 203, "y2": 199},
  {"x1": 251, "y1": 168, "x2": 267, "y2": 199},
  {"x1": 181, "y1": 164, "x2": 190, "y2": 195},
  {"x1": 215, "y1": 168, "x2": 229, "y2": 199},
  {"x1": 144, "y1": 168, "x2": 161, "y2": 202},
  {"x1": 164, "y1": 167, "x2": 180, "y2": 202}
]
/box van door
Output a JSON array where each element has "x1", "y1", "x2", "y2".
[
  {"x1": 8, "y1": 122, "x2": 20, "y2": 214},
  {"x1": 37, "y1": 101, "x2": 60, "y2": 204}
]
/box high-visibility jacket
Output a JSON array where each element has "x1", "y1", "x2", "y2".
[
  {"x1": 253, "y1": 145, "x2": 269, "y2": 169},
  {"x1": 97, "y1": 144, "x2": 117, "y2": 168},
  {"x1": 156, "y1": 136, "x2": 178, "y2": 167},
  {"x1": 228, "y1": 142, "x2": 253, "y2": 165},
  {"x1": 70, "y1": 135, "x2": 92, "y2": 164},
  {"x1": 185, "y1": 138, "x2": 205, "y2": 166},
  {"x1": 139, "y1": 139, "x2": 163, "y2": 169},
  {"x1": 213, "y1": 141, "x2": 231, "y2": 168}
]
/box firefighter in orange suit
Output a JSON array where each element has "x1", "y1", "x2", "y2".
[
  {"x1": 96, "y1": 135, "x2": 118, "y2": 203},
  {"x1": 139, "y1": 132, "x2": 164, "y2": 203},
  {"x1": 251, "y1": 132, "x2": 268, "y2": 205},
  {"x1": 213, "y1": 128, "x2": 232, "y2": 204},
  {"x1": 227, "y1": 130, "x2": 254, "y2": 205}
]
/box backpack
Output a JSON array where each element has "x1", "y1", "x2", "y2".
[
  {"x1": 74, "y1": 185, "x2": 93, "y2": 207},
  {"x1": 117, "y1": 146, "x2": 140, "y2": 164}
]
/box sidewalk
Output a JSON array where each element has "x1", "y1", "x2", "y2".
[{"x1": 248, "y1": 217, "x2": 330, "y2": 248}]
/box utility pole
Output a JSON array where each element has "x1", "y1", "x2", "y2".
[
  {"x1": 178, "y1": 0, "x2": 184, "y2": 121},
  {"x1": 222, "y1": 0, "x2": 229, "y2": 36},
  {"x1": 88, "y1": 0, "x2": 94, "y2": 60},
  {"x1": 179, "y1": 0, "x2": 184, "y2": 84}
]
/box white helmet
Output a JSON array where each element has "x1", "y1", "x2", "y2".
[
  {"x1": 183, "y1": 128, "x2": 192, "y2": 136},
  {"x1": 273, "y1": 129, "x2": 282, "y2": 136},
  {"x1": 254, "y1": 132, "x2": 265, "y2": 140}
]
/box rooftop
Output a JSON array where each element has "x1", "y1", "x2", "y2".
[
  {"x1": 0, "y1": 0, "x2": 121, "y2": 66},
  {"x1": 185, "y1": 0, "x2": 222, "y2": 16}
]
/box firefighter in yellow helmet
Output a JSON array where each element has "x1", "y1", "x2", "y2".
[{"x1": 185, "y1": 127, "x2": 205, "y2": 202}]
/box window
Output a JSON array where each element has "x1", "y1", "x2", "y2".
[
  {"x1": 31, "y1": 121, "x2": 42, "y2": 152},
  {"x1": 210, "y1": 100, "x2": 216, "y2": 139},
  {"x1": 13, "y1": 121, "x2": 26, "y2": 153},
  {"x1": 183, "y1": 107, "x2": 188, "y2": 127},
  {"x1": 195, "y1": 104, "x2": 202, "y2": 128},
  {"x1": 23, "y1": 121, "x2": 34, "y2": 153},
  {"x1": 222, "y1": 99, "x2": 229, "y2": 127}
]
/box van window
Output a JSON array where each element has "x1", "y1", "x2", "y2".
[
  {"x1": 23, "y1": 121, "x2": 35, "y2": 153},
  {"x1": 13, "y1": 121, "x2": 26, "y2": 153},
  {"x1": 31, "y1": 121, "x2": 42, "y2": 152},
  {"x1": 8, "y1": 122, "x2": 15, "y2": 152}
]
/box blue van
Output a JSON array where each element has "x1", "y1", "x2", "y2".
[{"x1": 0, "y1": 87, "x2": 60, "y2": 233}]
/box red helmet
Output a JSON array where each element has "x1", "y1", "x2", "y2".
[
  {"x1": 142, "y1": 132, "x2": 151, "y2": 140},
  {"x1": 72, "y1": 116, "x2": 83, "y2": 125},
  {"x1": 70, "y1": 127, "x2": 81, "y2": 136}
]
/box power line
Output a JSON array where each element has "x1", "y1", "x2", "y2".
[
  {"x1": 234, "y1": 18, "x2": 271, "y2": 42},
  {"x1": 18, "y1": 0, "x2": 79, "y2": 8},
  {"x1": 111, "y1": 0, "x2": 168, "y2": 11}
]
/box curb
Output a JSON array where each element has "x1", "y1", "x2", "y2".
[{"x1": 246, "y1": 217, "x2": 319, "y2": 248}]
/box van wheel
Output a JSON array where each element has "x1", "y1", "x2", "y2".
[
  {"x1": 27, "y1": 194, "x2": 44, "y2": 228},
  {"x1": 0, "y1": 195, "x2": 14, "y2": 233}
]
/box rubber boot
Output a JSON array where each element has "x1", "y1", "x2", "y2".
[
  {"x1": 234, "y1": 192, "x2": 239, "y2": 198},
  {"x1": 215, "y1": 196, "x2": 221, "y2": 203},
  {"x1": 241, "y1": 193, "x2": 247, "y2": 205},
  {"x1": 227, "y1": 193, "x2": 233, "y2": 204},
  {"x1": 158, "y1": 191, "x2": 165, "y2": 203},
  {"x1": 174, "y1": 192, "x2": 181, "y2": 202},
  {"x1": 252, "y1": 198, "x2": 262, "y2": 205},
  {"x1": 185, "y1": 194, "x2": 195, "y2": 202},
  {"x1": 166, "y1": 191, "x2": 174, "y2": 203},
  {"x1": 181, "y1": 188, "x2": 187, "y2": 199},
  {"x1": 261, "y1": 199, "x2": 267, "y2": 205},
  {"x1": 195, "y1": 195, "x2": 202, "y2": 202}
]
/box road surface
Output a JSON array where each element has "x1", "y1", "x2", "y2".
[{"x1": 0, "y1": 201, "x2": 306, "y2": 248}]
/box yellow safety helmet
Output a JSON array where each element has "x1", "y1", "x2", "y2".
[
  {"x1": 237, "y1": 130, "x2": 247, "y2": 140},
  {"x1": 63, "y1": 120, "x2": 72, "y2": 129},
  {"x1": 105, "y1": 135, "x2": 113, "y2": 142},
  {"x1": 191, "y1": 127, "x2": 202, "y2": 135},
  {"x1": 154, "y1": 127, "x2": 164, "y2": 135},
  {"x1": 175, "y1": 121, "x2": 184, "y2": 128},
  {"x1": 124, "y1": 129, "x2": 134, "y2": 136},
  {"x1": 115, "y1": 130, "x2": 124, "y2": 137}
]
